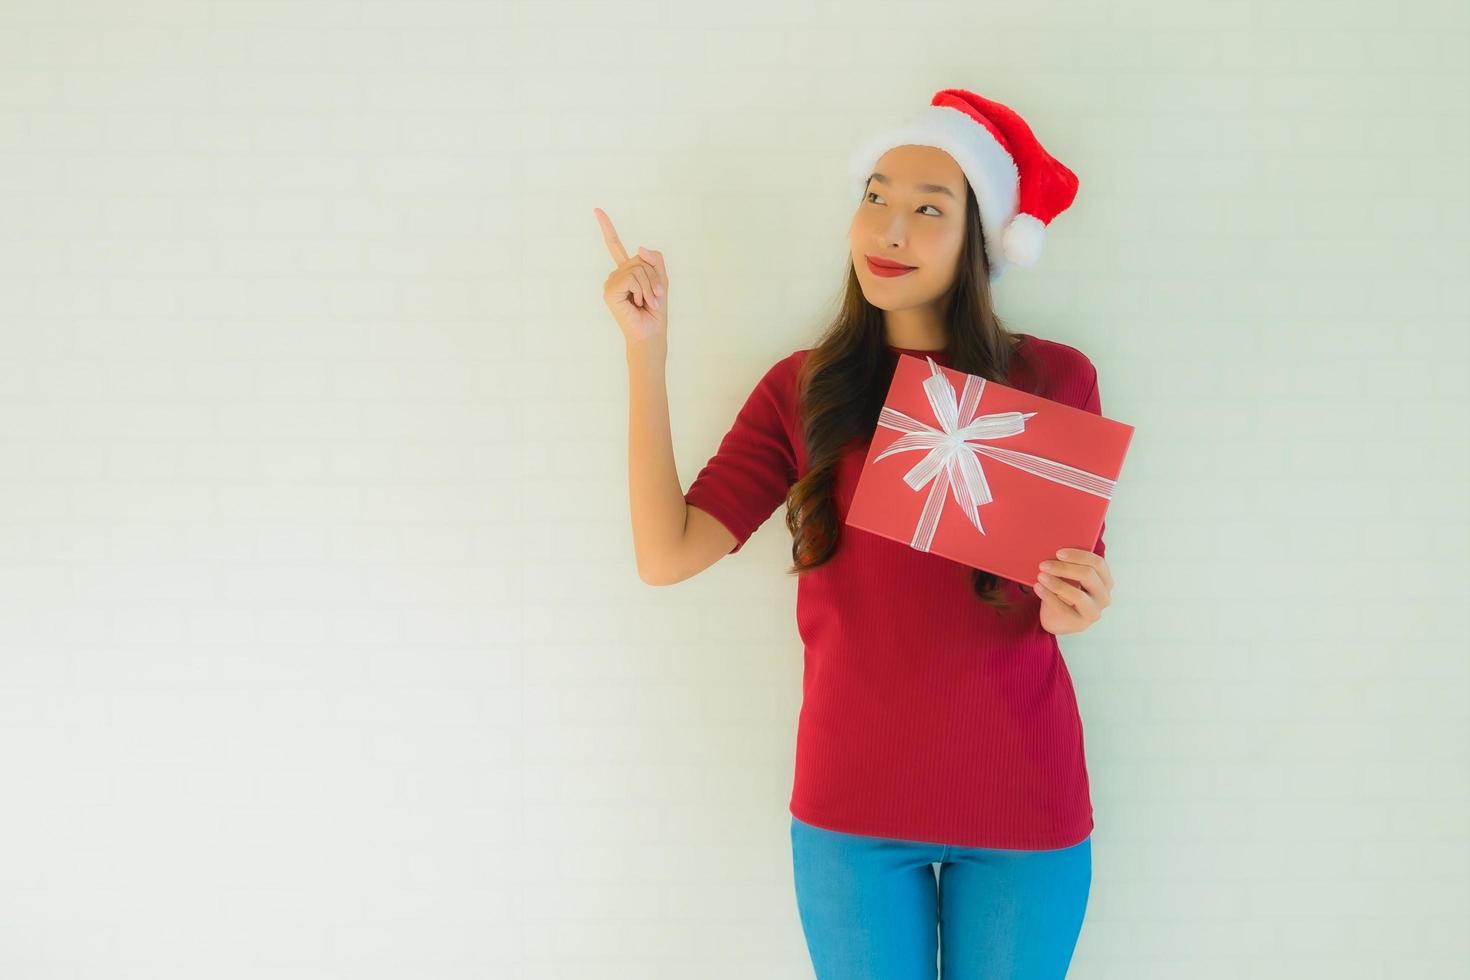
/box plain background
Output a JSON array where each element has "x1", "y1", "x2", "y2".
[{"x1": 1, "y1": 0, "x2": 1466, "y2": 977}]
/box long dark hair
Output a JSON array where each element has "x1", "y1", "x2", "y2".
[{"x1": 782, "y1": 179, "x2": 1052, "y2": 613}]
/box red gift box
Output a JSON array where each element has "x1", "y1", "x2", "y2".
[{"x1": 845, "y1": 353, "x2": 1134, "y2": 585}]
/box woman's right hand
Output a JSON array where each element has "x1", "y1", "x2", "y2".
[{"x1": 595, "y1": 207, "x2": 668, "y2": 346}]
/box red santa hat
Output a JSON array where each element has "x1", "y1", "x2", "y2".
[{"x1": 847, "y1": 88, "x2": 1080, "y2": 282}]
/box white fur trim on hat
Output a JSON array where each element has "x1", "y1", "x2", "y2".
[
  {"x1": 1002, "y1": 212, "x2": 1046, "y2": 267},
  {"x1": 847, "y1": 104, "x2": 1021, "y2": 283}
]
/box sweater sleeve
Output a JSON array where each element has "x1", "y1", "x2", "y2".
[
  {"x1": 683, "y1": 355, "x2": 799, "y2": 555},
  {"x1": 1079, "y1": 364, "x2": 1107, "y2": 559}
]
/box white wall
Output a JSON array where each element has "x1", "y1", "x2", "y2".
[{"x1": 0, "y1": 0, "x2": 1465, "y2": 977}]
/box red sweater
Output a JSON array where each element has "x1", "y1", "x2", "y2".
[{"x1": 684, "y1": 334, "x2": 1107, "y2": 850}]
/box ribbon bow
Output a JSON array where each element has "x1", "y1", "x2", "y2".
[{"x1": 874, "y1": 356, "x2": 1117, "y2": 553}]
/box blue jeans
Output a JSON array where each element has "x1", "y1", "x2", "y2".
[{"x1": 790, "y1": 814, "x2": 1092, "y2": 979}]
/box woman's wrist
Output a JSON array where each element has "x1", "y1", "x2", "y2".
[{"x1": 625, "y1": 334, "x2": 668, "y2": 367}]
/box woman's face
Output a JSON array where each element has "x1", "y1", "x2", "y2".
[{"x1": 849, "y1": 144, "x2": 969, "y2": 312}]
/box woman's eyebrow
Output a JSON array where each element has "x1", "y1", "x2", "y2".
[{"x1": 869, "y1": 172, "x2": 956, "y2": 200}]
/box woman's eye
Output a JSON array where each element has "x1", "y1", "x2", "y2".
[{"x1": 866, "y1": 192, "x2": 941, "y2": 216}]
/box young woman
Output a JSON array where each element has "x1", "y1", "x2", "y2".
[{"x1": 598, "y1": 88, "x2": 1114, "y2": 980}]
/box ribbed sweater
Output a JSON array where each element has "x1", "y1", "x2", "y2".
[{"x1": 683, "y1": 334, "x2": 1107, "y2": 850}]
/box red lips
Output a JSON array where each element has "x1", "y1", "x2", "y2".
[{"x1": 865, "y1": 255, "x2": 917, "y2": 278}]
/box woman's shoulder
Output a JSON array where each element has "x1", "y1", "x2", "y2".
[
  {"x1": 1017, "y1": 332, "x2": 1094, "y2": 367},
  {"x1": 1015, "y1": 333, "x2": 1098, "y2": 382},
  {"x1": 784, "y1": 346, "x2": 814, "y2": 367},
  {"x1": 755, "y1": 347, "x2": 812, "y2": 390},
  {"x1": 737, "y1": 348, "x2": 811, "y2": 423},
  {"x1": 1011, "y1": 333, "x2": 1100, "y2": 410}
]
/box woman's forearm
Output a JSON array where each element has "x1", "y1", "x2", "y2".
[{"x1": 625, "y1": 336, "x2": 685, "y2": 582}]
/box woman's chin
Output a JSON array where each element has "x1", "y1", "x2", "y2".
[{"x1": 859, "y1": 283, "x2": 925, "y2": 312}]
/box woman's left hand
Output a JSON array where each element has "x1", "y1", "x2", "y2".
[{"x1": 1034, "y1": 549, "x2": 1112, "y2": 636}]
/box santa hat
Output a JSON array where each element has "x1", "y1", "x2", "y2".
[{"x1": 847, "y1": 88, "x2": 1079, "y2": 282}]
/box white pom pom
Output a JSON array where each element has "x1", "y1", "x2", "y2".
[{"x1": 1002, "y1": 213, "x2": 1046, "y2": 267}]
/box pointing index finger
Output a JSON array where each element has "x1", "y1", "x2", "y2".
[{"x1": 593, "y1": 207, "x2": 629, "y2": 266}]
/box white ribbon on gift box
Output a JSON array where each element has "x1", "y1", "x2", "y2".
[{"x1": 873, "y1": 356, "x2": 1118, "y2": 552}]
